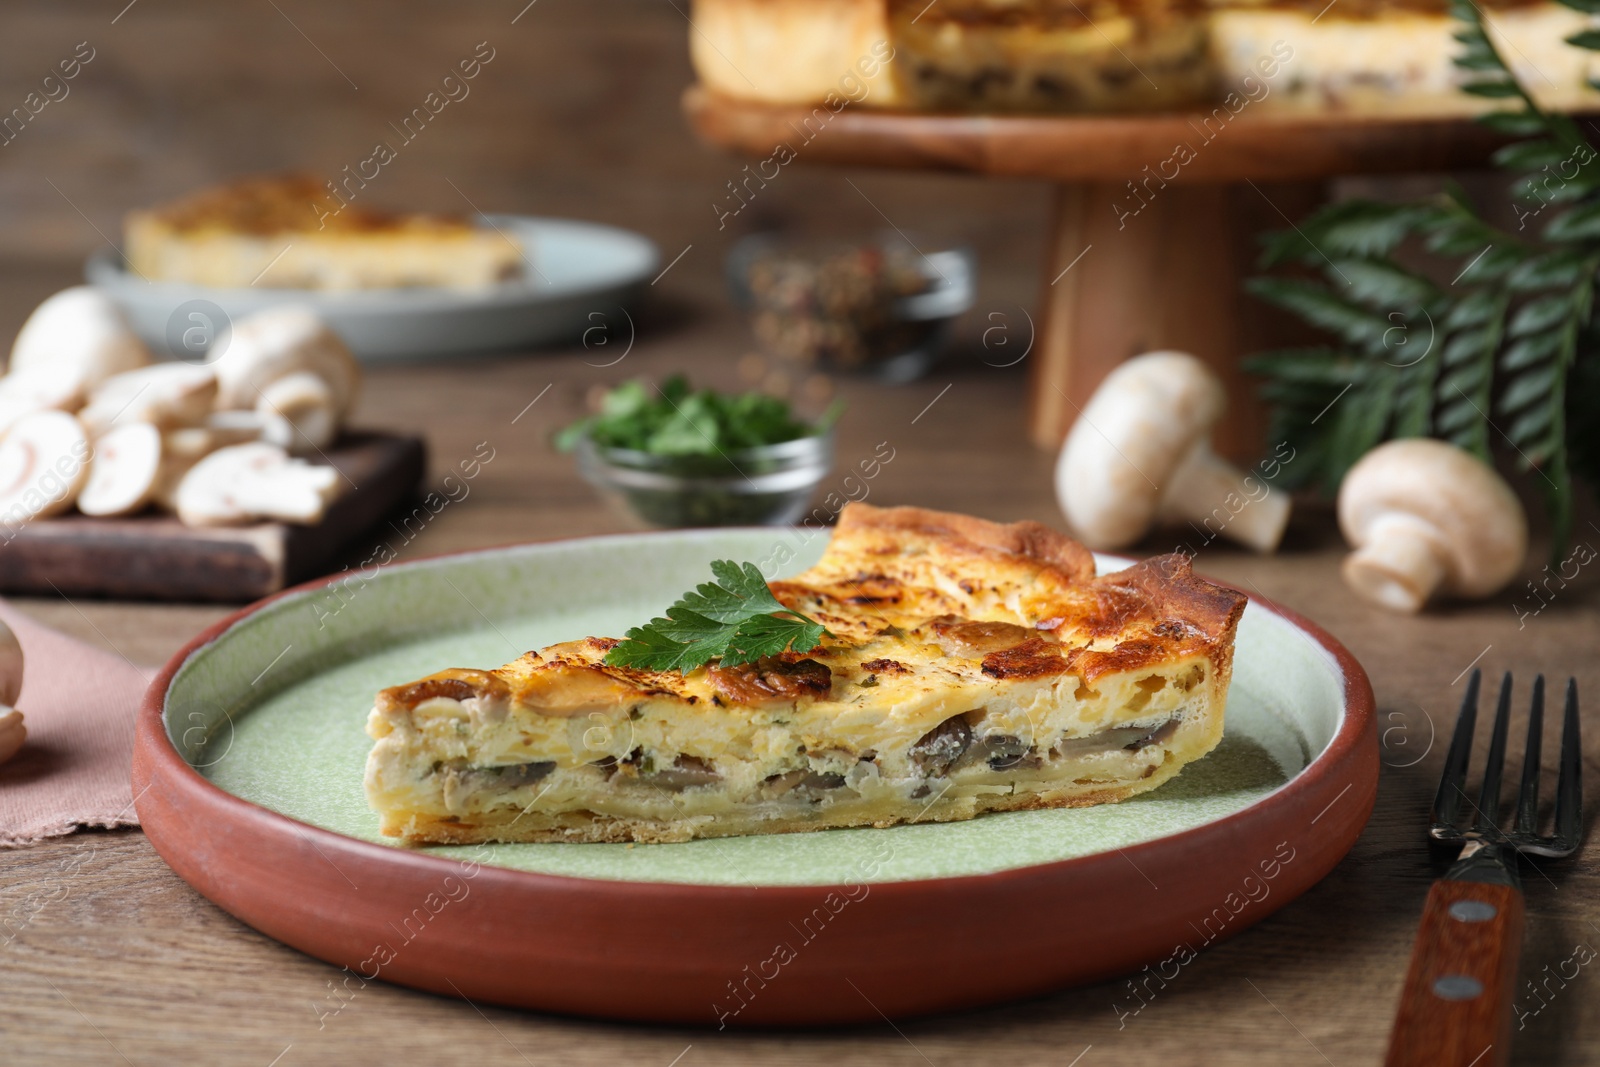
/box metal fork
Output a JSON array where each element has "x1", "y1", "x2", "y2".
[{"x1": 1385, "y1": 670, "x2": 1584, "y2": 1067}]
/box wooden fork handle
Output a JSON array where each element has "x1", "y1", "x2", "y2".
[{"x1": 1385, "y1": 880, "x2": 1524, "y2": 1067}]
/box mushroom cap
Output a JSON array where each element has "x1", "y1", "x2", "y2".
[
  {"x1": 1054, "y1": 350, "x2": 1226, "y2": 549},
  {"x1": 8, "y1": 286, "x2": 151, "y2": 382},
  {"x1": 1338, "y1": 438, "x2": 1528, "y2": 597},
  {"x1": 78, "y1": 421, "x2": 162, "y2": 517},
  {"x1": 0, "y1": 410, "x2": 92, "y2": 523},
  {"x1": 79, "y1": 363, "x2": 218, "y2": 436},
  {"x1": 212, "y1": 306, "x2": 360, "y2": 418}
]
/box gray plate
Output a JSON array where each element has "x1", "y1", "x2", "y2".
[{"x1": 85, "y1": 215, "x2": 659, "y2": 363}]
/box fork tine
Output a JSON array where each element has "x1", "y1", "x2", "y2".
[
  {"x1": 1554, "y1": 679, "x2": 1583, "y2": 849},
  {"x1": 1471, "y1": 672, "x2": 1514, "y2": 833},
  {"x1": 1432, "y1": 669, "x2": 1481, "y2": 828},
  {"x1": 1514, "y1": 675, "x2": 1545, "y2": 835}
]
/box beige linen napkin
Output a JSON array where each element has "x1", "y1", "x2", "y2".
[{"x1": 0, "y1": 600, "x2": 154, "y2": 847}]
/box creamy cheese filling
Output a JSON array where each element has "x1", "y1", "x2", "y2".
[
  {"x1": 366, "y1": 662, "x2": 1213, "y2": 826},
  {"x1": 412, "y1": 709, "x2": 1194, "y2": 822}
]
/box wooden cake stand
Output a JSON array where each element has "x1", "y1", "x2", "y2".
[{"x1": 684, "y1": 85, "x2": 1526, "y2": 459}]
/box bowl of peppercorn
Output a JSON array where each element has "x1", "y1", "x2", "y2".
[{"x1": 728, "y1": 234, "x2": 974, "y2": 383}]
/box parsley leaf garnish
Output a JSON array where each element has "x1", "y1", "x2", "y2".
[{"x1": 604, "y1": 560, "x2": 829, "y2": 672}]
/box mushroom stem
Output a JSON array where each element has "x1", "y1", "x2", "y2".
[
  {"x1": 0, "y1": 707, "x2": 23, "y2": 766},
  {"x1": 1341, "y1": 513, "x2": 1447, "y2": 614},
  {"x1": 1158, "y1": 444, "x2": 1291, "y2": 554},
  {"x1": 0, "y1": 618, "x2": 23, "y2": 708}
]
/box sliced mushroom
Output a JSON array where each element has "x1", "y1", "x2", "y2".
[
  {"x1": 0, "y1": 708, "x2": 23, "y2": 766},
  {"x1": 78, "y1": 422, "x2": 162, "y2": 517},
  {"x1": 174, "y1": 442, "x2": 341, "y2": 527},
  {"x1": 641, "y1": 755, "x2": 723, "y2": 791},
  {"x1": 203, "y1": 410, "x2": 269, "y2": 446},
  {"x1": 0, "y1": 411, "x2": 92, "y2": 524},
  {"x1": 7, "y1": 287, "x2": 151, "y2": 410},
  {"x1": 152, "y1": 413, "x2": 279, "y2": 514},
  {"x1": 0, "y1": 376, "x2": 61, "y2": 436},
  {"x1": 212, "y1": 306, "x2": 360, "y2": 420},
  {"x1": 256, "y1": 371, "x2": 338, "y2": 454},
  {"x1": 78, "y1": 363, "x2": 217, "y2": 437},
  {"x1": 164, "y1": 427, "x2": 219, "y2": 465},
  {"x1": 908, "y1": 715, "x2": 972, "y2": 776}
]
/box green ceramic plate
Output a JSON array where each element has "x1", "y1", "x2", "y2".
[{"x1": 176, "y1": 529, "x2": 1341, "y2": 886}]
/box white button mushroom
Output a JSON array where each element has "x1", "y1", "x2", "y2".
[
  {"x1": 256, "y1": 370, "x2": 338, "y2": 454},
  {"x1": 78, "y1": 422, "x2": 163, "y2": 517},
  {"x1": 1337, "y1": 438, "x2": 1528, "y2": 613},
  {"x1": 211, "y1": 306, "x2": 360, "y2": 423},
  {"x1": 77, "y1": 363, "x2": 218, "y2": 437},
  {"x1": 202, "y1": 409, "x2": 270, "y2": 444},
  {"x1": 6, "y1": 287, "x2": 152, "y2": 413},
  {"x1": 0, "y1": 411, "x2": 93, "y2": 525},
  {"x1": 1054, "y1": 351, "x2": 1291, "y2": 553},
  {"x1": 174, "y1": 442, "x2": 342, "y2": 527},
  {"x1": 0, "y1": 615, "x2": 23, "y2": 766}
]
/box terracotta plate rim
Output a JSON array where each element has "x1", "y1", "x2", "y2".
[{"x1": 135, "y1": 530, "x2": 1377, "y2": 896}]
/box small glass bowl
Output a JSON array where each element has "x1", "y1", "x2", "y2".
[
  {"x1": 727, "y1": 235, "x2": 975, "y2": 384},
  {"x1": 574, "y1": 430, "x2": 834, "y2": 529}
]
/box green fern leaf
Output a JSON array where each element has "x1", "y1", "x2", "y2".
[
  {"x1": 1245, "y1": 279, "x2": 1393, "y2": 348},
  {"x1": 1258, "y1": 201, "x2": 1421, "y2": 266},
  {"x1": 1508, "y1": 405, "x2": 1556, "y2": 442},
  {"x1": 1502, "y1": 331, "x2": 1564, "y2": 369},
  {"x1": 1499, "y1": 367, "x2": 1559, "y2": 413},
  {"x1": 1331, "y1": 260, "x2": 1439, "y2": 309},
  {"x1": 1480, "y1": 111, "x2": 1550, "y2": 136},
  {"x1": 1444, "y1": 289, "x2": 1499, "y2": 329},
  {"x1": 1544, "y1": 200, "x2": 1600, "y2": 240},
  {"x1": 1462, "y1": 80, "x2": 1523, "y2": 98},
  {"x1": 1495, "y1": 140, "x2": 1573, "y2": 170},
  {"x1": 1506, "y1": 248, "x2": 1588, "y2": 289},
  {"x1": 1510, "y1": 293, "x2": 1578, "y2": 335}
]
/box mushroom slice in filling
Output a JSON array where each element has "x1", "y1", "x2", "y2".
[{"x1": 363, "y1": 503, "x2": 1244, "y2": 844}]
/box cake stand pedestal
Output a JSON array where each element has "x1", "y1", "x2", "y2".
[{"x1": 685, "y1": 85, "x2": 1527, "y2": 459}]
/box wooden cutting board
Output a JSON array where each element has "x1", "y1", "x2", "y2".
[{"x1": 0, "y1": 431, "x2": 426, "y2": 603}]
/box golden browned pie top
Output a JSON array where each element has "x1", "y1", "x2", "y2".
[
  {"x1": 133, "y1": 173, "x2": 478, "y2": 236},
  {"x1": 376, "y1": 503, "x2": 1247, "y2": 719}
]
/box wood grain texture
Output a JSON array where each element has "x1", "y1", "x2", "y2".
[
  {"x1": 1386, "y1": 880, "x2": 1524, "y2": 1067},
  {"x1": 0, "y1": 1, "x2": 1596, "y2": 1063},
  {"x1": 684, "y1": 85, "x2": 1534, "y2": 457},
  {"x1": 683, "y1": 86, "x2": 1544, "y2": 184},
  {"x1": 1027, "y1": 180, "x2": 1329, "y2": 456},
  {"x1": 0, "y1": 268, "x2": 1595, "y2": 1064},
  {"x1": 0, "y1": 432, "x2": 425, "y2": 602},
  {"x1": 1029, "y1": 183, "x2": 1255, "y2": 455}
]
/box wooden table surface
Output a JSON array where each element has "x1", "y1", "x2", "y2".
[
  {"x1": 1, "y1": 254, "x2": 1596, "y2": 1065},
  {"x1": 2, "y1": 2, "x2": 1597, "y2": 1063}
]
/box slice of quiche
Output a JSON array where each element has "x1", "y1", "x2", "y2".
[
  {"x1": 364, "y1": 504, "x2": 1246, "y2": 844},
  {"x1": 125, "y1": 174, "x2": 523, "y2": 291}
]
